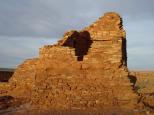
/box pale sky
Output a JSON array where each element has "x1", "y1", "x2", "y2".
[{"x1": 0, "y1": 0, "x2": 154, "y2": 70}]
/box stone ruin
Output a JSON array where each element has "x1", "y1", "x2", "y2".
[{"x1": 1, "y1": 12, "x2": 139, "y2": 110}]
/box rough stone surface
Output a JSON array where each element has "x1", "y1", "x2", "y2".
[{"x1": 1, "y1": 12, "x2": 138, "y2": 110}]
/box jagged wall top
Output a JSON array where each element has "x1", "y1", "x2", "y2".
[
  {"x1": 58, "y1": 12, "x2": 125, "y2": 43},
  {"x1": 40, "y1": 12, "x2": 127, "y2": 69},
  {"x1": 84, "y1": 12, "x2": 123, "y2": 31},
  {"x1": 83, "y1": 12, "x2": 125, "y2": 41}
]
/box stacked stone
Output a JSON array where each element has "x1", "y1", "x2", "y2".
[
  {"x1": 7, "y1": 59, "x2": 39, "y2": 99},
  {"x1": 4, "y1": 12, "x2": 138, "y2": 110},
  {"x1": 39, "y1": 45, "x2": 76, "y2": 61},
  {"x1": 30, "y1": 70, "x2": 137, "y2": 110},
  {"x1": 83, "y1": 12, "x2": 127, "y2": 70}
]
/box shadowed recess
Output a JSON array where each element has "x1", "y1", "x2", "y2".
[{"x1": 62, "y1": 31, "x2": 92, "y2": 61}]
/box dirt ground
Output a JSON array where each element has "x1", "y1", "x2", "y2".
[
  {"x1": 129, "y1": 71, "x2": 154, "y2": 114},
  {"x1": 130, "y1": 71, "x2": 154, "y2": 94}
]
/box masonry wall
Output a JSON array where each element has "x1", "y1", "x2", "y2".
[
  {"x1": 5, "y1": 12, "x2": 138, "y2": 110},
  {"x1": 39, "y1": 13, "x2": 127, "y2": 71},
  {"x1": 83, "y1": 12, "x2": 127, "y2": 70}
]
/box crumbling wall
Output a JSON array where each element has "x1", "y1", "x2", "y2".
[
  {"x1": 4, "y1": 12, "x2": 138, "y2": 110},
  {"x1": 39, "y1": 13, "x2": 127, "y2": 70},
  {"x1": 83, "y1": 12, "x2": 127, "y2": 70}
]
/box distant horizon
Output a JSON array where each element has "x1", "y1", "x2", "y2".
[{"x1": 0, "y1": 68, "x2": 15, "y2": 72}]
